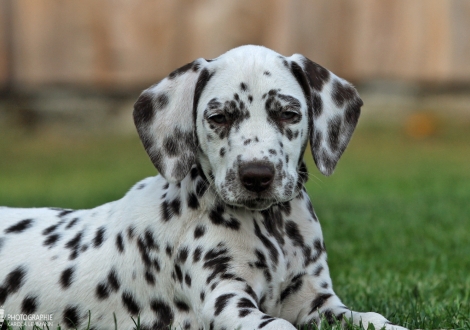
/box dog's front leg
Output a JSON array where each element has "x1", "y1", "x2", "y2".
[
  {"x1": 200, "y1": 281, "x2": 296, "y2": 330},
  {"x1": 279, "y1": 273, "x2": 408, "y2": 330}
]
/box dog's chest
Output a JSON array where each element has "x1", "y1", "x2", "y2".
[{"x1": 164, "y1": 194, "x2": 311, "y2": 314}]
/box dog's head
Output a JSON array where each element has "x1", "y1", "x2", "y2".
[{"x1": 134, "y1": 45, "x2": 362, "y2": 210}]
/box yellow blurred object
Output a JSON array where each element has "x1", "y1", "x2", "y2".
[{"x1": 405, "y1": 112, "x2": 439, "y2": 138}]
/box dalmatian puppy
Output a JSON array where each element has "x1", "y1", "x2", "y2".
[{"x1": 0, "y1": 45, "x2": 407, "y2": 330}]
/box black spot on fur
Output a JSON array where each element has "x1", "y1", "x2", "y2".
[
  {"x1": 240, "y1": 82, "x2": 248, "y2": 91},
  {"x1": 219, "y1": 147, "x2": 226, "y2": 157},
  {"x1": 280, "y1": 273, "x2": 304, "y2": 302},
  {"x1": 122, "y1": 291, "x2": 140, "y2": 315},
  {"x1": 214, "y1": 293, "x2": 236, "y2": 316},
  {"x1": 313, "y1": 265, "x2": 324, "y2": 277},
  {"x1": 152, "y1": 257, "x2": 161, "y2": 272},
  {"x1": 196, "y1": 179, "x2": 209, "y2": 198},
  {"x1": 327, "y1": 116, "x2": 343, "y2": 152},
  {"x1": 345, "y1": 99, "x2": 362, "y2": 126},
  {"x1": 175, "y1": 299, "x2": 190, "y2": 312},
  {"x1": 169, "y1": 61, "x2": 197, "y2": 79},
  {"x1": 200, "y1": 291, "x2": 206, "y2": 302},
  {"x1": 0, "y1": 266, "x2": 27, "y2": 304},
  {"x1": 203, "y1": 244, "x2": 232, "y2": 284},
  {"x1": 261, "y1": 207, "x2": 285, "y2": 246},
  {"x1": 133, "y1": 92, "x2": 155, "y2": 126},
  {"x1": 265, "y1": 91, "x2": 302, "y2": 134},
  {"x1": 190, "y1": 167, "x2": 199, "y2": 180},
  {"x1": 151, "y1": 299, "x2": 174, "y2": 328},
  {"x1": 259, "y1": 317, "x2": 276, "y2": 328},
  {"x1": 161, "y1": 201, "x2": 172, "y2": 222},
  {"x1": 21, "y1": 295, "x2": 38, "y2": 314},
  {"x1": 312, "y1": 93, "x2": 323, "y2": 118},
  {"x1": 65, "y1": 218, "x2": 79, "y2": 229},
  {"x1": 4, "y1": 219, "x2": 34, "y2": 234},
  {"x1": 185, "y1": 273, "x2": 192, "y2": 287},
  {"x1": 291, "y1": 60, "x2": 311, "y2": 107},
  {"x1": 56, "y1": 209, "x2": 74, "y2": 218},
  {"x1": 209, "y1": 205, "x2": 241, "y2": 230},
  {"x1": 244, "y1": 284, "x2": 258, "y2": 304},
  {"x1": 332, "y1": 80, "x2": 356, "y2": 107},
  {"x1": 116, "y1": 233, "x2": 125, "y2": 253},
  {"x1": 309, "y1": 293, "x2": 333, "y2": 314},
  {"x1": 127, "y1": 226, "x2": 135, "y2": 240},
  {"x1": 263, "y1": 71, "x2": 271, "y2": 76},
  {"x1": 137, "y1": 237, "x2": 152, "y2": 267},
  {"x1": 194, "y1": 225, "x2": 206, "y2": 239},
  {"x1": 96, "y1": 283, "x2": 109, "y2": 300},
  {"x1": 163, "y1": 138, "x2": 179, "y2": 157},
  {"x1": 238, "y1": 297, "x2": 257, "y2": 309},
  {"x1": 63, "y1": 305, "x2": 80, "y2": 328},
  {"x1": 187, "y1": 192, "x2": 200, "y2": 210},
  {"x1": 285, "y1": 220, "x2": 304, "y2": 247},
  {"x1": 43, "y1": 233, "x2": 60, "y2": 248},
  {"x1": 42, "y1": 223, "x2": 61, "y2": 235},
  {"x1": 145, "y1": 270, "x2": 155, "y2": 285},
  {"x1": 166, "y1": 244, "x2": 173, "y2": 258},
  {"x1": 93, "y1": 227, "x2": 106, "y2": 248},
  {"x1": 194, "y1": 68, "x2": 215, "y2": 132},
  {"x1": 108, "y1": 269, "x2": 120, "y2": 291},
  {"x1": 253, "y1": 220, "x2": 279, "y2": 266},
  {"x1": 177, "y1": 246, "x2": 189, "y2": 263},
  {"x1": 286, "y1": 128, "x2": 294, "y2": 140},
  {"x1": 144, "y1": 230, "x2": 158, "y2": 250},
  {"x1": 155, "y1": 93, "x2": 169, "y2": 110},
  {"x1": 60, "y1": 267, "x2": 74, "y2": 289},
  {"x1": 174, "y1": 264, "x2": 183, "y2": 283},
  {"x1": 193, "y1": 246, "x2": 203, "y2": 262},
  {"x1": 239, "y1": 308, "x2": 252, "y2": 317},
  {"x1": 96, "y1": 269, "x2": 120, "y2": 299},
  {"x1": 161, "y1": 197, "x2": 181, "y2": 222},
  {"x1": 65, "y1": 231, "x2": 83, "y2": 260},
  {"x1": 302, "y1": 58, "x2": 330, "y2": 92},
  {"x1": 310, "y1": 129, "x2": 322, "y2": 155},
  {"x1": 253, "y1": 249, "x2": 272, "y2": 282}
]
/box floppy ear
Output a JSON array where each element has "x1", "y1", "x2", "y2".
[
  {"x1": 288, "y1": 54, "x2": 363, "y2": 176},
  {"x1": 133, "y1": 59, "x2": 209, "y2": 183}
]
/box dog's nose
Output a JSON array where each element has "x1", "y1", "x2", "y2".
[{"x1": 239, "y1": 162, "x2": 275, "y2": 193}]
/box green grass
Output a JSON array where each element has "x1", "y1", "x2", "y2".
[{"x1": 1, "y1": 124, "x2": 469, "y2": 329}]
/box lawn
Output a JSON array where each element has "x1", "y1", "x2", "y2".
[{"x1": 0, "y1": 124, "x2": 469, "y2": 329}]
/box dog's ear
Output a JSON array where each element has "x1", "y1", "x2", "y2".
[
  {"x1": 133, "y1": 59, "x2": 210, "y2": 183},
  {"x1": 288, "y1": 54, "x2": 363, "y2": 176}
]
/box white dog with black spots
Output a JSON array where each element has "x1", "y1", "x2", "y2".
[{"x1": 0, "y1": 45, "x2": 407, "y2": 330}]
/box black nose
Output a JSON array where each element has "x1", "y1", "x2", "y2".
[{"x1": 239, "y1": 162, "x2": 275, "y2": 193}]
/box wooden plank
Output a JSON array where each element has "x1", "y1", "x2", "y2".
[{"x1": 4, "y1": 0, "x2": 469, "y2": 88}]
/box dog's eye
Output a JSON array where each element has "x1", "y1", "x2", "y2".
[
  {"x1": 280, "y1": 111, "x2": 299, "y2": 121},
  {"x1": 209, "y1": 114, "x2": 228, "y2": 124}
]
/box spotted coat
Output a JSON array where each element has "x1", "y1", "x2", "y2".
[{"x1": 0, "y1": 45, "x2": 406, "y2": 330}]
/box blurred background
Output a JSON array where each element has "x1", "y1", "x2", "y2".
[{"x1": 0, "y1": 0, "x2": 470, "y2": 133}]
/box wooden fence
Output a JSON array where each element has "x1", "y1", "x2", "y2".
[{"x1": 0, "y1": 0, "x2": 469, "y2": 90}]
